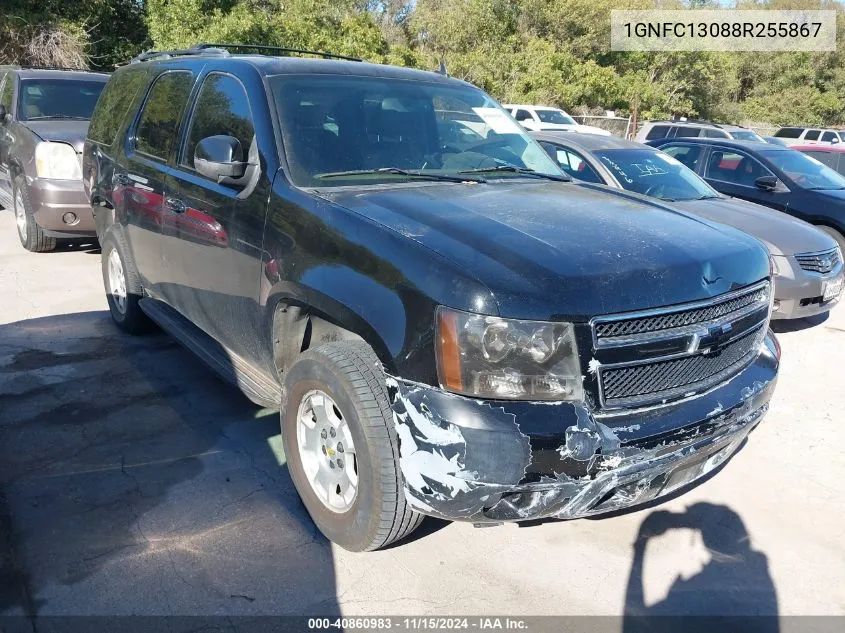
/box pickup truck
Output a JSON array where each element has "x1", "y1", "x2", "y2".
[{"x1": 83, "y1": 44, "x2": 779, "y2": 551}]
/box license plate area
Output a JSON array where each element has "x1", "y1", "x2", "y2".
[{"x1": 823, "y1": 276, "x2": 843, "y2": 303}]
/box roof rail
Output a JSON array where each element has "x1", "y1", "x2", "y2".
[
  {"x1": 196, "y1": 43, "x2": 362, "y2": 62},
  {"x1": 130, "y1": 46, "x2": 230, "y2": 64}
]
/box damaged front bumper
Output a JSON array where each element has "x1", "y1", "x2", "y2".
[{"x1": 389, "y1": 334, "x2": 779, "y2": 523}]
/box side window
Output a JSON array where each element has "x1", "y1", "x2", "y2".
[
  {"x1": 662, "y1": 144, "x2": 702, "y2": 171},
  {"x1": 705, "y1": 150, "x2": 773, "y2": 186},
  {"x1": 514, "y1": 109, "x2": 533, "y2": 122},
  {"x1": 88, "y1": 68, "x2": 149, "y2": 146},
  {"x1": 181, "y1": 73, "x2": 255, "y2": 172},
  {"x1": 134, "y1": 71, "x2": 193, "y2": 161},
  {"x1": 703, "y1": 128, "x2": 730, "y2": 138},
  {"x1": 821, "y1": 131, "x2": 837, "y2": 143},
  {"x1": 804, "y1": 130, "x2": 820, "y2": 141},
  {"x1": 674, "y1": 127, "x2": 702, "y2": 138},
  {"x1": 644, "y1": 125, "x2": 670, "y2": 140},
  {"x1": 0, "y1": 73, "x2": 14, "y2": 111},
  {"x1": 774, "y1": 127, "x2": 801, "y2": 139},
  {"x1": 543, "y1": 143, "x2": 602, "y2": 183}
]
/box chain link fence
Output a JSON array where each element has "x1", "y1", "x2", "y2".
[{"x1": 571, "y1": 115, "x2": 633, "y2": 138}]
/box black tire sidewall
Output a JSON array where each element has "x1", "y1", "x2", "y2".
[
  {"x1": 282, "y1": 354, "x2": 382, "y2": 551},
  {"x1": 101, "y1": 232, "x2": 148, "y2": 333}
]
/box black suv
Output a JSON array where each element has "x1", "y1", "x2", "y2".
[
  {"x1": 83, "y1": 45, "x2": 779, "y2": 551},
  {"x1": 0, "y1": 67, "x2": 109, "y2": 251}
]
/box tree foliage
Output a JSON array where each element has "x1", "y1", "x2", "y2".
[{"x1": 2, "y1": 0, "x2": 845, "y2": 127}]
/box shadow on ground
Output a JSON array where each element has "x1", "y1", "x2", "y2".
[
  {"x1": 771, "y1": 311, "x2": 829, "y2": 333},
  {"x1": 0, "y1": 311, "x2": 338, "y2": 618}
]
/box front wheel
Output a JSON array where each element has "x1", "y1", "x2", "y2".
[
  {"x1": 282, "y1": 342, "x2": 423, "y2": 551},
  {"x1": 100, "y1": 232, "x2": 152, "y2": 334},
  {"x1": 13, "y1": 176, "x2": 56, "y2": 252}
]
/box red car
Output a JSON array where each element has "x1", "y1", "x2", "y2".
[{"x1": 792, "y1": 144, "x2": 845, "y2": 177}]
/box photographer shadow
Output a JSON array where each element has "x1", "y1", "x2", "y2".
[{"x1": 623, "y1": 503, "x2": 778, "y2": 633}]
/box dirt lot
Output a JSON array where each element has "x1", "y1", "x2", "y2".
[{"x1": 1, "y1": 208, "x2": 844, "y2": 623}]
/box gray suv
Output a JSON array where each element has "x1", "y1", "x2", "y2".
[{"x1": 0, "y1": 67, "x2": 108, "y2": 251}]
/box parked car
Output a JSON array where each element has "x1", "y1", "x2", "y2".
[
  {"x1": 763, "y1": 136, "x2": 790, "y2": 147},
  {"x1": 772, "y1": 127, "x2": 844, "y2": 146},
  {"x1": 647, "y1": 137, "x2": 845, "y2": 257},
  {"x1": 533, "y1": 131, "x2": 843, "y2": 320},
  {"x1": 0, "y1": 67, "x2": 109, "y2": 251},
  {"x1": 85, "y1": 44, "x2": 778, "y2": 551},
  {"x1": 792, "y1": 144, "x2": 845, "y2": 177},
  {"x1": 635, "y1": 120, "x2": 764, "y2": 143},
  {"x1": 503, "y1": 104, "x2": 612, "y2": 136}
]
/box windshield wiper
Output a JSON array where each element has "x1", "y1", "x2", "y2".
[
  {"x1": 457, "y1": 165, "x2": 570, "y2": 182},
  {"x1": 315, "y1": 167, "x2": 486, "y2": 183},
  {"x1": 693, "y1": 194, "x2": 721, "y2": 200},
  {"x1": 25, "y1": 115, "x2": 88, "y2": 120}
]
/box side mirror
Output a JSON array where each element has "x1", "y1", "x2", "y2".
[
  {"x1": 0, "y1": 104, "x2": 6, "y2": 123},
  {"x1": 194, "y1": 135, "x2": 246, "y2": 183},
  {"x1": 755, "y1": 175, "x2": 779, "y2": 192},
  {"x1": 832, "y1": 137, "x2": 840, "y2": 145}
]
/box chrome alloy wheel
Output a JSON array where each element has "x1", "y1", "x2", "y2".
[
  {"x1": 107, "y1": 248, "x2": 127, "y2": 314},
  {"x1": 14, "y1": 190, "x2": 26, "y2": 242},
  {"x1": 296, "y1": 389, "x2": 358, "y2": 513}
]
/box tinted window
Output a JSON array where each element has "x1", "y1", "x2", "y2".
[
  {"x1": 1, "y1": 73, "x2": 15, "y2": 110},
  {"x1": 644, "y1": 125, "x2": 670, "y2": 140},
  {"x1": 135, "y1": 71, "x2": 192, "y2": 161},
  {"x1": 774, "y1": 127, "x2": 802, "y2": 139},
  {"x1": 804, "y1": 130, "x2": 821, "y2": 141},
  {"x1": 88, "y1": 68, "x2": 149, "y2": 146},
  {"x1": 662, "y1": 144, "x2": 703, "y2": 171},
  {"x1": 271, "y1": 75, "x2": 561, "y2": 187},
  {"x1": 762, "y1": 149, "x2": 845, "y2": 190},
  {"x1": 183, "y1": 73, "x2": 255, "y2": 170},
  {"x1": 674, "y1": 126, "x2": 701, "y2": 138},
  {"x1": 705, "y1": 150, "x2": 773, "y2": 186},
  {"x1": 822, "y1": 131, "x2": 838, "y2": 143},
  {"x1": 514, "y1": 109, "x2": 533, "y2": 122},
  {"x1": 597, "y1": 149, "x2": 717, "y2": 201},
  {"x1": 535, "y1": 109, "x2": 576, "y2": 125},
  {"x1": 702, "y1": 128, "x2": 729, "y2": 138},
  {"x1": 540, "y1": 142, "x2": 602, "y2": 183}
]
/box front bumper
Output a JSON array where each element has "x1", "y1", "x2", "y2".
[
  {"x1": 771, "y1": 260, "x2": 843, "y2": 320},
  {"x1": 389, "y1": 333, "x2": 778, "y2": 523},
  {"x1": 27, "y1": 176, "x2": 96, "y2": 238}
]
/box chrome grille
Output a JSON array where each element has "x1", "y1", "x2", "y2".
[
  {"x1": 601, "y1": 325, "x2": 766, "y2": 407},
  {"x1": 591, "y1": 281, "x2": 771, "y2": 410},
  {"x1": 795, "y1": 248, "x2": 841, "y2": 275},
  {"x1": 594, "y1": 285, "x2": 768, "y2": 340}
]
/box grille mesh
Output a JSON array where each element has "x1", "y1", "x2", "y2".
[
  {"x1": 601, "y1": 326, "x2": 764, "y2": 405},
  {"x1": 595, "y1": 286, "x2": 768, "y2": 339},
  {"x1": 795, "y1": 249, "x2": 841, "y2": 274}
]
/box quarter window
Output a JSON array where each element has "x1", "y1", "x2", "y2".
[
  {"x1": 182, "y1": 73, "x2": 255, "y2": 171},
  {"x1": 774, "y1": 127, "x2": 802, "y2": 139},
  {"x1": 705, "y1": 150, "x2": 773, "y2": 186},
  {"x1": 134, "y1": 71, "x2": 193, "y2": 161}
]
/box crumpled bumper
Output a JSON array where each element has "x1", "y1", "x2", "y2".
[{"x1": 388, "y1": 334, "x2": 778, "y2": 523}]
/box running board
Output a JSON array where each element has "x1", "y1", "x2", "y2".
[{"x1": 139, "y1": 298, "x2": 282, "y2": 409}]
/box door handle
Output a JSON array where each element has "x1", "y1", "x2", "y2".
[{"x1": 165, "y1": 197, "x2": 187, "y2": 213}]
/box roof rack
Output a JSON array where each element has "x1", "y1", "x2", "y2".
[{"x1": 129, "y1": 43, "x2": 362, "y2": 64}]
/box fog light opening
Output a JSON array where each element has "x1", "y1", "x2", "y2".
[{"x1": 62, "y1": 211, "x2": 79, "y2": 226}]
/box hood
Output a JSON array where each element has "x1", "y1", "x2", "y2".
[
  {"x1": 322, "y1": 181, "x2": 769, "y2": 321},
  {"x1": 22, "y1": 120, "x2": 89, "y2": 153},
  {"x1": 574, "y1": 125, "x2": 613, "y2": 136},
  {"x1": 532, "y1": 123, "x2": 580, "y2": 132},
  {"x1": 670, "y1": 196, "x2": 837, "y2": 256}
]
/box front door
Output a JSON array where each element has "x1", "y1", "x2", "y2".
[
  {"x1": 701, "y1": 147, "x2": 790, "y2": 212},
  {"x1": 163, "y1": 71, "x2": 266, "y2": 356}
]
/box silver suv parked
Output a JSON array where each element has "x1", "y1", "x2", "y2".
[
  {"x1": 636, "y1": 120, "x2": 764, "y2": 143},
  {"x1": 772, "y1": 127, "x2": 844, "y2": 146}
]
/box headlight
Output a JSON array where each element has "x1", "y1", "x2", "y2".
[
  {"x1": 435, "y1": 307, "x2": 584, "y2": 401},
  {"x1": 769, "y1": 255, "x2": 786, "y2": 277},
  {"x1": 35, "y1": 142, "x2": 81, "y2": 180}
]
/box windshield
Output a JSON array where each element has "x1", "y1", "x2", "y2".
[
  {"x1": 595, "y1": 148, "x2": 719, "y2": 201},
  {"x1": 18, "y1": 79, "x2": 106, "y2": 121},
  {"x1": 535, "y1": 109, "x2": 577, "y2": 125},
  {"x1": 731, "y1": 129, "x2": 764, "y2": 142},
  {"x1": 271, "y1": 75, "x2": 562, "y2": 187},
  {"x1": 762, "y1": 149, "x2": 845, "y2": 190}
]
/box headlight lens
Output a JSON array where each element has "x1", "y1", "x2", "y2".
[
  {"x1": 769, "y1": 254, "x2": 789, "y2": 277},
  {"x1": 35, "y1": 142, "x2": 81, "y2": 180},
  {"x1": 435, "y1": 307, "x2": 584, "y2": 401}
]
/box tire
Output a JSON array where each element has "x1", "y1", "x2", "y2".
[
  {"x1": 13, "y1": 175, "x2": 56, "y2": 252},
  {"x1": 819, "y1": 225, "x2": 845, "y2": 254},
  {"x1": 282, "y1": 342, "x2": 423, "y2": 551},
  {"x1": 100, "y1": 231, "x2": 152, "y2": 335}
]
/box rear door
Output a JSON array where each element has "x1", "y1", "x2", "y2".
[
  {"x1": 120, "y1": 69, "x2": 195, "y2": 296},
  {"x1": 164, "y1": 69, "x2": 267, "y2": 354},
  {"x1": 0, "y1": 72, "x2": 15, "y2": 196}
]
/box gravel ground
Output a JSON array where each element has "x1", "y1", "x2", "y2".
[{"x1": 0, "y1": 207, "x2": 843, "y2": 626}]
